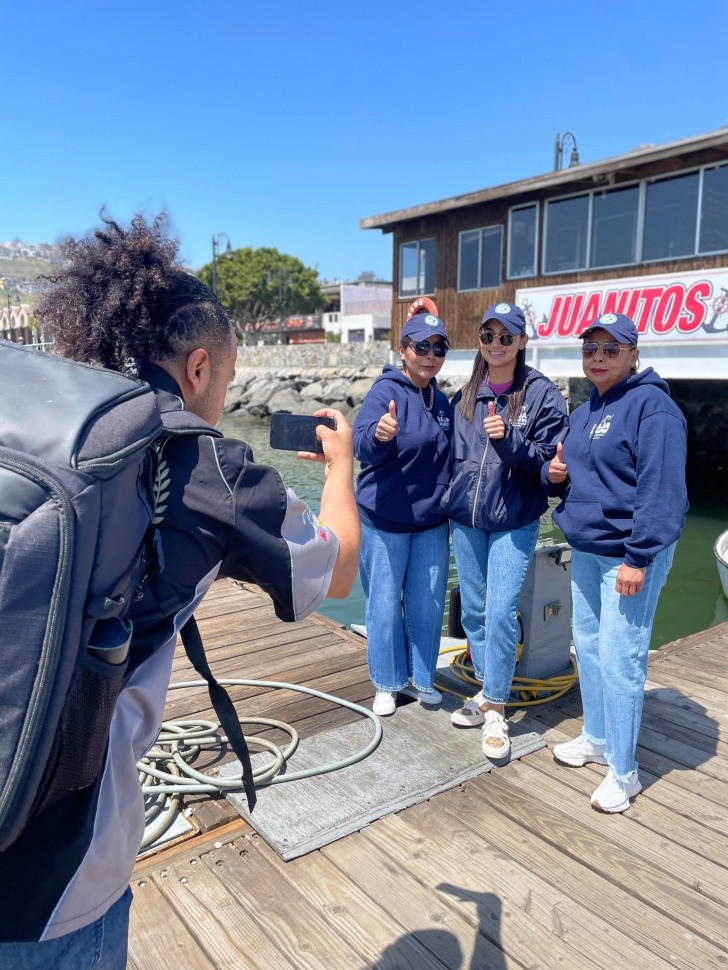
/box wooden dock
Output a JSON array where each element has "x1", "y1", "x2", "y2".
[{"x1": 128, "y1": 579, "x2": 728, "y2": 969}]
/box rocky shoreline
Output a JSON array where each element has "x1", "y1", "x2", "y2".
[{"x1": 224, "y1": 363, "x2": 468, "y2": 425}]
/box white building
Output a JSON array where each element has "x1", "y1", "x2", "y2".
[{"x1": 320, "y1": 280, "x2": 392, "y2": 343}]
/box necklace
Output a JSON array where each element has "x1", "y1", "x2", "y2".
[{"x1": 419, "y1": 383, "x2": 434, "y2": 411}]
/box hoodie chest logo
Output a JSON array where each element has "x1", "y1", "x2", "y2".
[
  {"x1": 436, "y1": 409, "x2": 450, "y2": 431},
  {"x1": 514, "y1": 404, "x2": 528, "y2": 427},
  {"x1": 589, "y1": 414, "x2": 614, "y2": 440}
]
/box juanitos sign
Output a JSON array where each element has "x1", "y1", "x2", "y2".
[{"x1": 516, "y1": 268, "x2": 728, "y2": 343}]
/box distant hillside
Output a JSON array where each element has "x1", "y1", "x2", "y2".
[{"x1": 0, "y1": 255, "x2": 52, "y2": 281}]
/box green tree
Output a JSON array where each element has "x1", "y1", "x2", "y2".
[{"x1": 197, "y1": 247, "x2": 324, "y2": 338}]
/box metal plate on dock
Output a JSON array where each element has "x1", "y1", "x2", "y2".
[{"x1": 221, "y1": 692, "x2": 545, "y2": 860}]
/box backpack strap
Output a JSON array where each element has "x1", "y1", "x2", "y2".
[
  {"x1": 156, "y1": 414, "x2": 256, "y2": 811},
  {"x1": 179, "y1": 616, "x2": 257, "y2": 812}
]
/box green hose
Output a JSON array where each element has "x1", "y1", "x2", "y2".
[{"x1": 138, "y1": 678, "x2": 383, "y2": 851}]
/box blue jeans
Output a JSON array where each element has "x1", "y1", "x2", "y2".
[
  {"x1": 450, "y1": 519, "x2": 540, "y2": 704},
  {"x1": 359, "y1": 520, "x2": 449, "y2": 692},
  {"x1": 0, "y1": 887, "x2": 132, "y2": 969},
  {"x1": 571, "y1": 545, "x2": 675, "y2": 780}
]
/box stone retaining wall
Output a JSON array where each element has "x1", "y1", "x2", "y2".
[{"x1": 227, "y1": 347, "x2": 726, "y2": 464}]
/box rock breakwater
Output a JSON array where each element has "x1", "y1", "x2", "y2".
[{"x1": 224, "y1": 363, "x2": 467, "y2": 424}]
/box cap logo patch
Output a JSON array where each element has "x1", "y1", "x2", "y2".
[
  {"x1": 424, "y1": 314, "x2": 438, "y2": 327},
  {"x1": 599, "y1": 313, "x2": 618, "y2": 325},
  {"x1": 495, "y1": 303, "x2": 511, "y2": 314}
]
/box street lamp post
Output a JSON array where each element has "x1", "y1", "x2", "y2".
[
  {"x1": 267, "y1": 270, "x2": 293, "y2": 345},
  {"x1": 211, "y1": 233, "x2": 232, "y2": 297},
  {"x1": 553, "y1": 132, "x2": 581, "y2": 171}
]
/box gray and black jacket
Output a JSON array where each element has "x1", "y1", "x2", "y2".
[{"x1": 0, "y1": 366, "x2": 338, "y2": 942}]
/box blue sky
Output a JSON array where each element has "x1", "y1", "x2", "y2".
[{"x1": 3, "y1": 1, "x2": 727, "y2": 281}]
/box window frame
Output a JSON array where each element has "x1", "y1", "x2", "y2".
[
  {"x1": 457, "y1": 224, "x2": 504, "y2": 292},
  {"x1": 507, "y1": 203, "x2": 539, "y2": 280},
  {"x1": 539, "y1": 161, "x2": 728, "y2": 276},
  {"x1": 398, "y1": 237, "x2": 436, "y2": 298}
]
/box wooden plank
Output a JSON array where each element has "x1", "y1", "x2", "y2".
[
  {"x1": 370, "y1": 810, "x2": 671, "y2": 970},
  {"x1": 528, "y1": 717, "x2": 728, "y2": 860},
  {"x1": 149, "y1": 851, "x2": 299, "y2": 969},
  {"x1": 128, "y1": 877, "x2": 216, "y2": 970},
  {"x1": 510, "y1": 746, "x2": 728, "y2": 902},
  {"x1": 479, "y1": 765, "x2": 728, "y2": 952},
  {"x1": 133, "y1": 817, "x2": 250, "y2": 878},
  {"x1": 403, "y1": 783, "x2": 728, "y2": 969},
  {"x1": 529, "y1": 696, "x2": 728, "y2": 816},
  {"x1": 643, "y1": 681, "x2": 728, "y2": 740},
  {"x1": 322, "y1": 830, "x2": 523, "y2": 969},
  {"x1": 239, "y1": 834, "x2": 449, "y2": 970},
  {"x1": 198, "y1": 837, "x2": 365, "y2": 969}
]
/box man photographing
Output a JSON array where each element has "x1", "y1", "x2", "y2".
[{"x1": 0, "y1": 214, "x2": 360, "y2": 965}]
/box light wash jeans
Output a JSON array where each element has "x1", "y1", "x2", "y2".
[
  {"x1": 359, "y1": 520, "x2": 450, "y2": 692},
  {"x1": 571, "y1": 544, "x2": 676, "y2": 780},
  {"x1": 0, "y1": 887, "x2": 132, "y2": 969},
  {"x1": 450, "y1": 519, "x2": 540, "y2": 704}
]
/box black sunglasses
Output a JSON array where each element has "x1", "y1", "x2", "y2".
[
  {"x1": 411, "y1": 340, "x2": 448, "y2": 358},
  {"x1": 581, "y1": 341, "x2": 627, "y2": 360},
  {"x1": 479, "y1": 330, "x2": 515, "y2": 346}
]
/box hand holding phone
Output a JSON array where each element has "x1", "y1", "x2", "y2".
[{"x1": 269, "y1": 413, "x2": 337, "y2": 454}]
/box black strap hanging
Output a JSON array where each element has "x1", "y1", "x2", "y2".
[{"x1": 179, "y1": 616, "x2": 257, "y2": 812}]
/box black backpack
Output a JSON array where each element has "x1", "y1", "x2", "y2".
[{"x1": 0, "y1": 340, "x2": 255, "y2": 852}]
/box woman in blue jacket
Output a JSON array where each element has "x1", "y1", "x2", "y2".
[
  {"x1": 354, "y1": 309, "x2": 452, "y2": 716},
  {"x1": 448, "y1": 303, "x2": 567, "y2": 759},
  {"x1": 545, "y1": 312, "x2": 687, "y2": 813}
]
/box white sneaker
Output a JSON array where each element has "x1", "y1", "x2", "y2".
[
  {"x1": 591, "y1": 769, "x2": 642, "y2": 813},
  {"x1": 372, "y1": 690, "x2": 396, "y2": 716},
  {"x1": 553, "y1": 734, "x2": 608, "y2": 767},
  {"x1": 481, "y1": 710, "x2": 510, "y2": 760},
  {"x1": 451, "y1": 691, "x2": 486, "y2": 727},
  {"x1": 399, "y1": 684, "x2": 442, "y2": 705}
]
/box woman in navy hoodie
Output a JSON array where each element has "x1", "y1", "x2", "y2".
[
  {"x1": 354, "y1": 307, "x2": 452, "y2": 716},
  {"x1": 545, "y1": 313, "x2": 687, "y2": 813},
  {"x1": 447, "y1": 303, "x2": 567, "y2": 760}
]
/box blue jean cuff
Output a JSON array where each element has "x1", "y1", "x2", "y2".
[
  {"x1": 607, "y1": 761, "x2": 639, "y2": 783},
  {"x1": 482, "y1": 693, "x2": 509, "y2": 706},
  {"x1": 583, "y1": 730, "x2": 606, "y2": 746},
  {"x1": 372, "y1": 681, "x2": 408, "y2": 693}
]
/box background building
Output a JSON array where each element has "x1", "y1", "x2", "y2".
[
  {"x1": 362, "y1": 128, "x2": 728, "y2": 381},
  {"x1": 320, "y1": 279, "x2": 392, "y2": 343}
]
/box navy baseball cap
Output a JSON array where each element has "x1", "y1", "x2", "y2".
[
  {"x1": 480, "y1": 302, "x2": 526, "y2": 335},
  {"x1": 581, "y1": 312, "x2": 638, "y2": 345},
  {"x1": 402, "y1": 312, "x2": 449, "y2": 344}
]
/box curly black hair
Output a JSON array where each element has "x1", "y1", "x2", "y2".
[{"x1": 36, "y1": 213, "x2": 232, "y2": 373}]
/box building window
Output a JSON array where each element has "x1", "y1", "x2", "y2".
[
  {"x1": 399, "y1": 238, "x2": 436, "y2": 297},
  {"x1": 643, "y1": 172, "x2": 699, "y2": 262},
  {"x1": 544, "y1": 195, "x2": 589, "y2": 273},
  {"x1": 457, "y1": 226, "x2": 503, "y2": 290},
  {"x1": 591, "y1": 185, "x2": 639, "y2": 268},
  {"x1": 699, "y1": 164, "x2": 728, "y2": 254},
  {"x1": 508, "y1": 205, "x2": 538, "y2": 278}
]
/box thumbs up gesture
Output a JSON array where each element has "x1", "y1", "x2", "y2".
[
  {"x1": 548, "y1": 441, "x2": 569, "y2": 484},
  {"x1": 483, "y1": 399, "x2": 506, "y2": 440},
  {"x1": 375, "y1": 399, "x2": 399, "y2": 442}
]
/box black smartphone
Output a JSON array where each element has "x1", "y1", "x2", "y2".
[{"x1": 269, "y1": 413, "x2": 336, "y2": 454}]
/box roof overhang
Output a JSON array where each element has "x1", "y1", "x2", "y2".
[{"x1": 360, "y1": 127, "x2": 728, "y2": 231}]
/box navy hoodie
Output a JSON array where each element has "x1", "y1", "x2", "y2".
[
  {"x1": 353, "y1": 364, "x2": 451, "y2": 531},
  {"x1": 544, "y1": 368, "x2": 688, "y2": 567},
  {"x1": 447, "y1": 366, "x2": 568, "y2": 532}
]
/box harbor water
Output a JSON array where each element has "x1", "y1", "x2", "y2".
[{"x1": 218, "y1": 415, "x2": 728, "y2": 650}]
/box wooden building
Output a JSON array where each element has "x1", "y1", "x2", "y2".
[{"x1": 361, "y1": 128, "x2": 728, "y2": 380}]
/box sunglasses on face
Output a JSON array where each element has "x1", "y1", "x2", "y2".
[
  {"x1": 479, "y1": 330, "x2": 515, "y2": 346},
  {"x1": 581, "y1": 341, "x2": 627, "y2": 360},
  {"x1": 411, "y1": 340, "x2": 448, "y2": 358}
]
